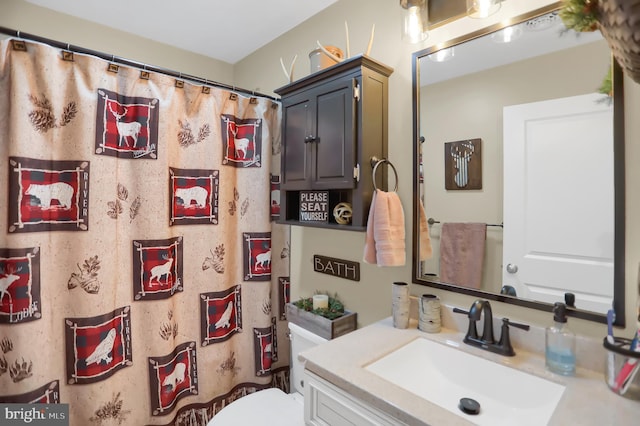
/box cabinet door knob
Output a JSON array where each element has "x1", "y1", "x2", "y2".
[{"x1": 304, "y1": 135, "x2": 317, "y2": 143}]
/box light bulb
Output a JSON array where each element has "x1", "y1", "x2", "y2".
[
  {"x1": 402, "y1": 3, "x2": 428, "y2": 44},
  {"x1": 467, "y1": 0, "x2": 501, "y2": 19}
]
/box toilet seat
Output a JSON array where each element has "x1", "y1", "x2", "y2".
[{"x1": 206, "y1": 388, "x2": 304, "y2": 425}]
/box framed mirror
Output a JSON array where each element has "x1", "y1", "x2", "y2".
[{"x1": 411, "y1": 3, "x2": 625, "y2": 326}]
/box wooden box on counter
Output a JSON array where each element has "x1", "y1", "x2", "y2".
[{"x1": 286, "y1": 303, "x2": 357, "y2": 340}]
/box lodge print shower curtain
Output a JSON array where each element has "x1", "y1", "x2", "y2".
[{"x1": 0, "y1": 38, "x2": 291, "y2": 425}]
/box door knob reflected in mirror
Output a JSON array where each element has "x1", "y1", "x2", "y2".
[{"x1": 506, "y1": 263, "x2": 518, "y2": 274}]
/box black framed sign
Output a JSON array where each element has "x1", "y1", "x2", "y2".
[{"x1": 299, "y1": 191, "x2": 329, "y2": 223}]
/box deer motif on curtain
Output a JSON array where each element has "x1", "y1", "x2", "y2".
[{"x1": 0, "y1": 39, "x2": 290, "y2": 425}]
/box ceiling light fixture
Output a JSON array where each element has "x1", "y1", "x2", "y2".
[
  {"x1": 466, "y1": 0, "x2": 501, "y2": 19},
  {"x1": 400, "y1": 0, "x2": 428, "y2": 44}
]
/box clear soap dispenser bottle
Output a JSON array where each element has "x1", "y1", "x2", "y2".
[{"x1": 545, "y1": 302, "x2": 576, "y2": 375}]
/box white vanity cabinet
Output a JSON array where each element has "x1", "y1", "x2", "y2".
[{"x1": 304, "y1": 370, "x2": 405, "y2": 426}]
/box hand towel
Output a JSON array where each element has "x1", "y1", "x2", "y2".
[
  {"x1": 363, "y1": 191, "x2": 378, "y2": 265},
  {"x1": 363, "y1": 189, "x2": 405, "y2": 267},
  {"x1": 418, "y1": 201, "x2": 433, "y2": 261},
  {"x1": 439, "y1": 223, "x2": 487, "y2": 289}
]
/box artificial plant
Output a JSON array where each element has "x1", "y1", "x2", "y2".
[{"x1": 293, "y1": 291, "x2": 346, "y2": 320}]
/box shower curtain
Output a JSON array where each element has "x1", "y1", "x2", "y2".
[{"x1": 0, "y1": 38, "x2": 291, "y2": 425}]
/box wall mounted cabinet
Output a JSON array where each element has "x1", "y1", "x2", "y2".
[{"x1": 275, "y1": 55, "x2": 393, "y2": 231}]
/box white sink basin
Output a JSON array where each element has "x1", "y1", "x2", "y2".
[{"x1": 365, "y1": 338, "x2": 565, "y2": 426}]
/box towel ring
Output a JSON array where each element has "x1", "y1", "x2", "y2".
[{"x1": 372, "y1": 158, "x2": 398, "y2": 192}]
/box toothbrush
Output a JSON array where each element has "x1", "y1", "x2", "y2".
[
  {"x1": 620, "y1": 360, "x2": 640, "y2": 395},
  {"x1": 606, "y1": 309, "x2": 616, "y2": 387},
  {"x1": 613, "y1": 329, "x2": 640, "y2": 393}
]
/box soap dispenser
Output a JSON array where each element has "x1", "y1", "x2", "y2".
[{"x1": 545, "y1": 302, "x2": 576, "y2": 375}]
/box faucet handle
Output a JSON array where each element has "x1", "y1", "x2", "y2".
[
  {"x1": 453, "y1": 307, "x2": 469, "y2": 316},
  {"x1": 504, "y1": 318, "x2": 530, "y2": 331},
  {"x1": 497, "y1": 318, "x2": 530, "y2": 357}
]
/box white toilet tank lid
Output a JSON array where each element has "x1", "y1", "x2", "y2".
[{"x1": 288, "y1": 321, "x2": 328, "y2": 344}]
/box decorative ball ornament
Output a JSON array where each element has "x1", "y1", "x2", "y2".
[{"x1": 333, "y1": 202, "x2": 352, "y2": 225}]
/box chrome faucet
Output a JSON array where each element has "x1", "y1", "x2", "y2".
[{"x1": 454, "y1": 300, "x2": 530, "y2": 356}]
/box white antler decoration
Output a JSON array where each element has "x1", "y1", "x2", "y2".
[
  {"x1": 316, "y1": 21, "x2": 375, "y2": 63},
  {"x1": 366, "y1": 24, "x2": 375, "y2": 56},
  {"x1": 345, "y1": 21, "x2": 351, "y2": 58},
  {"x1": 315, "y1": 41, "x2": 344, "y2": 63},
  {"x1": 279, "y1": 55, "x2": 297, "y2": 83}
]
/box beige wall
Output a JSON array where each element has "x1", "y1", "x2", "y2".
[{"x1": 2, "y1": 0, "x2": 639, "y2": 336}]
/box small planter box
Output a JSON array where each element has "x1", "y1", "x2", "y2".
[{"x1": 286, "y1": 303, "x2": 357, "y2": 340}]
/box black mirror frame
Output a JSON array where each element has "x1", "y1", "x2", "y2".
[{"x1": 411, "y1": 3, "x2": 626, "y2": 326}]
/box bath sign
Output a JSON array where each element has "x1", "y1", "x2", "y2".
[
  {"x1": 313, "y1": 255, "x2": 360, "y2": 282},
  {"x1": 299, "y1": 191, "x2": 328, "y2": 223}
]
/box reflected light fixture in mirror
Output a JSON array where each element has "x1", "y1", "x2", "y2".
[
  {"x1": 401, "y1": 0, "x2": 429, "y2": 44},
  {"x1": 490, "y1": 25, "x2": 523, "y2": 43},
  {"x1": 428, "y1": 47, "x2": 455, "y2": 62},
  {"x1": 467, "y1": 0, "x2": 501, "y2": 19}
]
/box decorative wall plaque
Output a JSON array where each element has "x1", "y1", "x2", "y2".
[
  {"x1": 444, "y1": 138, "x2": 482, "y2": 190},
  {"x1": 313, "y1": 255, "x2": 360, "y2": 282}
]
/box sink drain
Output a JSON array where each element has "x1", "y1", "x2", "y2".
[{"x1": 458, "y1": 397, "x2": 481, "y2": 415}]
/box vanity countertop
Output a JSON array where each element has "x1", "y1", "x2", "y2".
[{"x1": 300, "y1": 317, "x2": 640, "y2": 426}]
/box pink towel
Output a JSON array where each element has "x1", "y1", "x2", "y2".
[
  {"x1": 419, "y1": 201, "x2": 433, "y2": 261},
  {"x1": 363, "y1": 189, "x2": 405, "y2": 267},
  {"x1": 439, "y1": 223, "x2": 486, "y2": 289}
]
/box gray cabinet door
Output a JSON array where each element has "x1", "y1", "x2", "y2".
[
  {"x1": 281, "y1": 76, "x2": 356, "y2": 190},
  {"x1": 312, "y1": 77, "x2": 356, "y2": 190},
  {"x1": 281, "y1": 93, "x2": 312, "y2": 190}
]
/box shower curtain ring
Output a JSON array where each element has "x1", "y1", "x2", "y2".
[
  {"x1": 140, "y1": 64, "x2": 150, "y2": 80},
  {"x1": 62, "y1": 43, "x2": 74, "y2": 61},
  {"x1": 202, "y1": 80, "x2": 211, "y2": 94}
]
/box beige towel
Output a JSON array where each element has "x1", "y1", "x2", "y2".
[
  {"x1": 439, "y1": 223, "x2": 487, "y2": 288},
  {"x1": 363, "y1": 189, "x2": 405, "y2": 267},
  {"x1": 419, "y1": 201, "x2": 433, "y2": 261}
]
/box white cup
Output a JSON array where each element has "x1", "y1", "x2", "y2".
[
  {"x1": 392, "y1": 282, "x2": 410, "y2": 329},
  {"x1": 418, "y1": 294, "x2": 441, "y2": 333}
]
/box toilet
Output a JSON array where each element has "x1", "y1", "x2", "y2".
[{"x1": 207, "y1": 322, "x2": 328, "y2": 425}]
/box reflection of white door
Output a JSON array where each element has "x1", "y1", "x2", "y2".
[{"x1": 503, "y1": 93, "x2": 614, "y2": 314}]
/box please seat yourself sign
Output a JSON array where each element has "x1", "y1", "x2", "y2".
[{"x1": 299, "y1": 191, "x2": 328, "y2": 223}]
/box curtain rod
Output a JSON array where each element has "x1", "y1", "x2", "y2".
[{"x1": 0, "y1": 26, "x2": 279, "y2": 102}]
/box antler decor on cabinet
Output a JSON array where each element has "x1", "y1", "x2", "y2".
[
  {"x1": 317, "y1": 21, "x2": 375, "y2": 62},
  {"x1": 279, "y1": 55, "x2": 297, "y2": 83}
]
